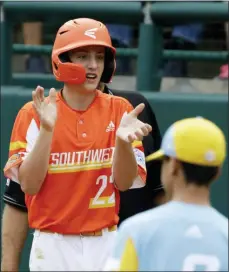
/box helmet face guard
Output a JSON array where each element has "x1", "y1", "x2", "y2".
[{"x1": 52, "y1": 18, "x2": 116, "y2": 85}]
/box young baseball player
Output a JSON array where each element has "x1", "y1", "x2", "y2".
[
  {"x1": 105, "y1": 117, "x2": 228, "y2": 271},
  {"x1": 1, "y1": 86, "x2": 163, "y2": 272},
  {"x1": 3, "y1": 18, "x2": 152, "y2": 271}
]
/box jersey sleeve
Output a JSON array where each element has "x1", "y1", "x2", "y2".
[
  {"x1": 103, "y1": 221, "x2": 139, "y2": 271},
  {"x1": 3, "y1": 106, "x2": 39, "y2": 183},
  {"x1": 3, "y1": 178, "x2": 27, "y2": 211},
  {"x1": 131, "y1": 140, "x2": 146, "y2": 189},
  {"x1": 120, "y1": 100, "x2": 147, "y2": 189}
]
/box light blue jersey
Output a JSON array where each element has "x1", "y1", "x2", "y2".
[{"x1": 106, "y1": 201, "x2": 228, "y2": 271}]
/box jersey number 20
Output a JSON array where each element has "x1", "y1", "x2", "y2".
[
  {"x1": 89, "y1": 175, "x2": 115, "y2": 209},
  {"x1": 182, "y1": 254, "x2": 220, "y2": 271}
]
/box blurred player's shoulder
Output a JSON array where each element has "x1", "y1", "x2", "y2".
[
  {"x1": 116, "y1": 201, "x2": 228, "y2": 272},
  {"x1": 119, "y1": 201, "x2": 228, "y2": 238},
  {"x1": 208, "y1": 206, "x2": 228, "y2": 238},
  {"x1": 120, "y1": 201, "x2": 181, "y2": 225},
  {"x1": 168, "y1": 201, "x2": 228, "y2": 231},
  {"x1": 119, "y1": 202, "x2": 174, "y2": 235}
]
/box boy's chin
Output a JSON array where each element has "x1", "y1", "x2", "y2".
[{"x1": 83, "y1": 82, "x2": 99, "y2": 92}]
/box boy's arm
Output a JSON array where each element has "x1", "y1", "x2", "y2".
[
  {"x1": 113, "y1": 103, "x2": 152, "y2": 191},
  {"x1": 1, "y1": 205, "x2": 29, "y2": 272}
]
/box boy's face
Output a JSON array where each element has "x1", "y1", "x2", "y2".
[{"x1": 69, "y1": 45, "x2": 105, "y2": 91}]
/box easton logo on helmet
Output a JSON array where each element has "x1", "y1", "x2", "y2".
[{"x1": 84, "y1": 28, "x2": 98, "y2": 39}]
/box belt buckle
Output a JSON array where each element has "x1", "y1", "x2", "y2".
[
  {"x1": 80, "y1": 226, "x2": 116, "y2": 237},
  {"x1": 80, "y1": 231, "x2": 96, "y2": 237}
]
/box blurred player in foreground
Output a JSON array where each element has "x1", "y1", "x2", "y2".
[
  {"x1": 105, "y1": 117, "x2": 228, "y2": 271},
  {"x1": 2, "y1": 18, "x2": 152, "y2": 271}
]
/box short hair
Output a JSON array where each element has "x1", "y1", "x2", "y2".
[
  {"x1": 164, "y1": 156, "x2": 219, "y2": 186},
  {"x1": 180, "y1": 161, "x2": 219, "y2": 186}
]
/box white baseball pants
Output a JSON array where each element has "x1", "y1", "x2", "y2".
[{"x1": 29, "y1": 228, "x2": 117, "y2": 271}]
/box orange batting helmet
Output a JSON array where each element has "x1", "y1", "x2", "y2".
[{"x1": 52, "y1": 18, "x2": 116, "y2": 84}]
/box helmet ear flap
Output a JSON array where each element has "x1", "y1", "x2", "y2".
[
  {"x1": 52, "y1": 53, "x2": 86, "y2": 84},
  {"x1": 101, "y1": 48, "x2": 116, "y2": 83}
]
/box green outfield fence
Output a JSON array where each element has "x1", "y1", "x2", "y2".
[{"x1": 1, "y1": 1, "x2": 229, "y2": 90}]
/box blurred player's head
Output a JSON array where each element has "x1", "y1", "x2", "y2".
[
  {"x1": 146, "y1": 117, "x2": 226, "y2": 200},
  {"x1": 51, "y1": 18, "x2": 116, "y2": 92}
]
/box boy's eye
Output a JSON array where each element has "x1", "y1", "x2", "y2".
[
  {"x1": 97, "y1": 55, "x2": 105, "y2": 60},
  {"x1": 78, "y1": 55, "x2": 87, "y2": 59}
]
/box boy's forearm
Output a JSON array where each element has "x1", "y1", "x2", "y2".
[
  {"x1": 1, "y1": 205, "x2": 29, "y2": 271},
  {"x1": 113, "y1": 137, "x2": 138, "y2": 191},
  {"x1": 19, "y1": 127, "x2": 53, "y2": 195}
]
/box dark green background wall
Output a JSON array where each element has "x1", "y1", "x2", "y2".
[{"x1": 1, "y1": 87, "x2": 228, "y2": 271}]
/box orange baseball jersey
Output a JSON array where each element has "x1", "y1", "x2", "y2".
[{"x1": 4, "y1": 90, "x2": 146, "y2": 234}]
